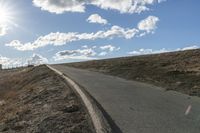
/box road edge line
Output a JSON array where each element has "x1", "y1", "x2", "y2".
[{"x1": 46, "y1": 65, "x2": 112, "y2": 133}]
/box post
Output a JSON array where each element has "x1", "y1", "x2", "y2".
[{"x1": 0, "y1": 64, "x2": 2, "y2": 70}]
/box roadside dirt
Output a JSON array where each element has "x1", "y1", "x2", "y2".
[
  {"x1": 0, "y1": 65, "x2": 94, "y2": 133},
  {"x1": 66, "y1": 49, "x2": 200, "y2": 97}
]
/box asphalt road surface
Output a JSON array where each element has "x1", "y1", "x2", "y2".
[{"x1": 52, "y1": 65, "x2": 200, "y2": 133}]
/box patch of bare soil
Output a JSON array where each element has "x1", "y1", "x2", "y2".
[
  {"x1": 0, "y1": 65, "x2": 94, "y2": 133},
  {"x1": 66, "y1": 49, "x2": 200, "y2": 97}
]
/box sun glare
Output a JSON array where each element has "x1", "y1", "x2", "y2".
[
  {"x1": 0, "y1": 2, "x2": 15, "y2": 25},
  {"x1": 0, "y1": 8, "x2": 9, "y2": 24}
]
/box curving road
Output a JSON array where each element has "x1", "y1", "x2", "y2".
[{"x1": 52, "y1": 65, "x2": 200, "y2": 133}]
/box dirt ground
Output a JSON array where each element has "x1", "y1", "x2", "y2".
[
  {"x1": 66, "y1": 49, "x2": 200, "y2": 97},
  {"x1": 0, "y1": 65, "x2": 94, "y2": 133}
]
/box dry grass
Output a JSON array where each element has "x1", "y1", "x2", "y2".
[{"x1": 0, "y1": 65, "x2": 94, "y2": 133}]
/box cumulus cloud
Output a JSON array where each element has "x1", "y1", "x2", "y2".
[
  {"x1": 100, "y1": 45, "x2": 120, "y2": 52},
  {"x1": 0, "y1": 56, "x2": 9, "y2": 64},
  {"x1": 177, "y1": 45, "x2": 199, "y2": 51},
  {"x1": 98, "y1": 51, "x2": 108, "y2": 56},
  {"x1": 158, "y1": 0, "x2": 167, "y2": 3},
  {"x1": 54, "y1": 48, "x2": 96, "y2": 60},
  {"x1": 87, "y1": 14, "x2": 108, "y2": 25},
  {"x1": 5, "y1": 16, "x2": 159, "y2": 51},
  {"x1": 138, "y1": 16, "x2": 159, "y2": 33},
  {"x1": 32, "y1": 0, "x2": 164, "y2": 14},
  {"x1": 82, "y1": 45, "x2": 88, "y2": 48},
  {"x1": 6, "y1": 25, "x2": 139, "y2": 51},
  {"x1": 54, "y1": 44, "x2": 121, "y2": 60},
  {"x1": 0, "y1": 55, "x2": 14, "y2": 65},
  {"x1": 5, "y1": 40, "x2": 34, "y2": 51},
  {"x1": 33, "y1": 0, "x2": 86, "y2": 14},
  {"x1": 128, "y1": 48, "x2": 168, "y2": 55},
  {"x1": 0, "y1": 55, "x2": 23, "y2": 68},
  {"x1": 27, "y1": 54, "x2": 48, "y2": 65},
  {"x1": 128, "y1": 45, "x2": 199, "y2": 55},
  {"x1": 99, "y1": 45, "x2": 120, "y2": 56},
  {"x1": 0, "y1": 54, "x2": 48, "y2": 68},
  {"x1": 0, "y1": 25, "x2": 8, "y2": 36}
]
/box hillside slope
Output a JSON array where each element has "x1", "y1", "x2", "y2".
[
  {"x1": 66, "y1": 49, "x2": 200, "y2": 97},
  {"x1": 0, "y1": 65, "x2": 94, "y2": 133}
]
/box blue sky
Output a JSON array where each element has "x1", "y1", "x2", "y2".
[{"x1": 0, "y1": 0, "x2": 199, "y2": 66}]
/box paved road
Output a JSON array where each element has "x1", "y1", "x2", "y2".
[{"x1": 52, "y1": 65, "x2": 200, "y2": 133}]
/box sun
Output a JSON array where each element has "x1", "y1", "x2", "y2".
[
  {"x1": 0, "y1": 0, "x2": 17, "y2": 27},
  {"x1": 0, "y1": 6, "x2": 12, "y2": 24},
  {"x1": 0, "y1": 8, "x2": 8, "y2": 24}
]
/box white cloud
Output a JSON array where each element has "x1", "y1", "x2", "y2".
[
  {"x1": 33, "y1": 0, "x2": 86, "y2": 14},
  {"x1": 92, "y1": 46, "x2": 97, "y2": 49},
  {"x1": 54, "y1": 48, "x2": 96, "y2": 61},
  {"x1": 54, "y1": 44, "x2": 121, "y2": 60},
  {"x1": 138, "y1": 16, "x2": 159, "y2": 33},
  {"x1": 82, "y1": 45, "x2": 88, "y2": 48},
  {"x1": 0, "y1": 25, "x2": 8, "y2": 36},
  {"x1": 102, "y1": 26, "x2": 139, "y2": 39},
  {"x1": 128, "y1": 45, "x2": 199, "y2": 55},
  {"x1": 6, "y1": 25, "x2": 139, "y2": 51},
  {"x1": 0, "y1": 55, "x2": 23, "y2": 68},
  {"x1": 87, "y1": 14, "x2": 108, "y2": 25},
  {"x1": 158, "y1": 0, "x2": 166, "y2": 3},
  {"x1": 0, "y1": 55, "x2": 13, "y2": 65},
  {"x1": 0, "y1": 56, "x2": 9, "y2": 64},
  {"x1": 0, "y1": 54, "x2": 48, "y2": 68},
  {"x1": 98, "y1": 45, "x2": 120, "y2": 56},
  {"x1": 5, "y1": 16, "x2": 159, "y2": 51},
  {"x1": 27, "y1": 54, "x2": 48, "y2": 65},
  {"x1": 91, "y1": 0, "x2": 150, "y2": 14},
  {"x1": 128, "y1": 48, "x2": 168, "y2": 55},
  {"x1": 98, "y1": 51, "x2": 108, "y2": 56},
  {"x1": 100, "y1": 45, "x2": 120, "y2": 52},
  {"x1": 32, "y1": 0, "x2": 165, "y2": 14},
  {"x1": 177, "y1": 45, "x2": 199, "y2": 51},
  {"x1": 5, "y1": 40, "x2": 35, "y2": 51}
]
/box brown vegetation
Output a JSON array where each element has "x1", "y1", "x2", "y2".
[{"x1": 0, "y1": 65, "x2": 94, "y2": 133}]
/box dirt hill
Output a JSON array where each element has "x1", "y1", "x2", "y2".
[
  {"x1": 0, "y1": 65, "x2": 94, "y2": 133},
  {"x1": 66, "y1": 49, "x2": 200, "y2": 97}
]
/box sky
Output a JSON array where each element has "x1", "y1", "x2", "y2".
[{"x1": 0, "y1": 0, "x2": 200, "y2": 67}]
